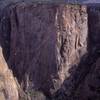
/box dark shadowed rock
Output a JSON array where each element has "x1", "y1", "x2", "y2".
[
  {"x1": 88, "y1": 6, "x2": 100, "y2": 54},
  {"x1": 71, "y1": 7, "x2": 100, "y2": 100},
  {"x1": 73, "y1": 58, "x2": 100, "y2": 100},
  {"x1": 1, "y1": 2, "x2": 100, "y2": 100},
  {"x1": 0, "y1": 3, "x2": 88, "y2": 98}
]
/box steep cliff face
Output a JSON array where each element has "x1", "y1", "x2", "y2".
[
  {"x1": 55, "y1": 4, "x2": 88, "y2": 97},
  {"x1": 72, "y1": 7, "x2": 100, "y2": 100},
  {"x1": 0, "y1": 3, "x2": 88, "y2": 97},
  {"x1": 74, "y1": 58, "x2": 100, "y2": 100},
  {"x1": 88, "y1": 7, "x2": 100, "y2": 53},
  {"x1": 8, "y1": 4, "x2": 59, "y2": 95},
  {"x1": 0, "y1": 2, "x2": 100, "y2": 100}
]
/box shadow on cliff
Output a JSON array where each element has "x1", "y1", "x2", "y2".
[
  {"x1": 0, "y1": 4, "x2": 100, "y2": 100},
  {"x1": 54, "y1": 6, "x2": 100, "y2": 100},
  {"x1": 0, "y1": 6, "x2": 11, "y2": 62},
  {"x1": 0, "y1": 4, "x2": 58, "y2": 99}
]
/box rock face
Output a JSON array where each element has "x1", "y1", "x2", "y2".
[
  {"x1": 0, "y1": 4, "x2": 89, "y2": 98},
  {"x1": 74, "y1": 58, "x2": 100, "y2": 100},
  {"x1": 0, "y1": 2, "x2": 100, "y2": 100},
  {"x1": 54, "y1": 4, "x2": 88, "y2": 98},
  {"x1": 8, "y1": 4, "x2": 59, "y2": 95},
  {"x1": 0, "y1": 47, "x2": 19, "y2": 100},
  {"x1": 88, "y1": 7, "x2": 100, "y2": 53},
  {"x1": 0, "y1": 3, "x2": 88, "y2": 98},
  {"x1": 72, "y1": 7, "x2": 100, "y2": 100}
]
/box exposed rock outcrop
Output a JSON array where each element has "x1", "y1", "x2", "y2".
[
  {"x1": 72, "y1": 6, "x2": 100, "y2": 100},
  {"x1": 0, "y1": 47, "x2": 19, "y2": 100},
  {"x1": 0, "y1": 2, "x2": 100, "y2": 100},
  {"x1": 0, "y1": 4, "x2": 87, "y2": 97},
  {"x1": 55, "y1": 5, "x2": 88, "y2": 96}
]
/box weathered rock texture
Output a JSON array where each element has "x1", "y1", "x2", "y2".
[
  {"x1": 55, "y1": 5, "x2": 88, "y2": 95},
  {"x1": 72, "y1": 7, "x2": 100, "y2": 100},
  {"x1": 0, "y1": 3, "x2": 88, "y2": 99},
  {"x1": 53, "y1": 6, "x2": 100, "y2": 100},
  {"x1": 0, "y1": 47, "x2": 19, "y2": 100},
  {"x1": 0, "y1": 2, "x2": 100, "y2": 100},
  {"x1": 0, "y1": 3, "x2": 88, "y2": 97}
]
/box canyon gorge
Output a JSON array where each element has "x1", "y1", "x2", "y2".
[{"x1": 0, "y1": 1, "x2": 100, "y2": 100}]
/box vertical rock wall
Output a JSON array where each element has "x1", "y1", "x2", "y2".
[
  {"x1": 88, "y1": 7, "x2": 100, "y2": 53},
  {"x1": 54, "y1": 5, "x2": 88, "y2": 98},
  {"x1": 1, "y1": 4, "x2": 87, "y2": 96},
  {"x1": 8, "y1": 4, "x2": 58, "y2": 95},
  {"x1": 72, "y1": 7, "x2": 100, "y2": 100},
  {"x1": 1, "y1": 2, "x2": 100, "y2": 100},
  {"x1": 56, "y1": 4, "x2": 87, "y2": 84}
]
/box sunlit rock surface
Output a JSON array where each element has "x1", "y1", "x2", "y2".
[{"x1": 0, "y1": 47, "x2": 19, "y2": 100}]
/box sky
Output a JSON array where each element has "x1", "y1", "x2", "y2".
[
  {"x1": 65, "y1": 0, "x2": 100, "y2": 3},
  {"x1": 0, "y1": 0, "x2": 100, "y2": 5},
  {"x1": 83, "y1": 0, "x2": 100, "y2": 3}
]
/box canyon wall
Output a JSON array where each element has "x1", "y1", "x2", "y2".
[
  {"x1": 1, "y1": 3, "x2": 88, "y2": 96},
  {"x1": 72, "y1": 7, "x2": 100, "y2": 100},
  {"x1": 0, "y1": 2, "x2": 100, "y2": 100}
]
